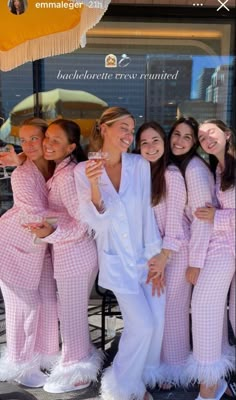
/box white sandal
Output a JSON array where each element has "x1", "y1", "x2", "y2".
[{"x1": 43, "y1": 380, "x2": 90, "y2": 393}]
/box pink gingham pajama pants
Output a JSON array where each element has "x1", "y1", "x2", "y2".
[
  {"x1": 0, "y1": 251, "x2": 58, "y2": 363},
  {"x1": 56, "y1": 266, "x2": 98, "y2": 365},
  {"x1": 188, "y1": 246, "x2": 235, "y2": 385},
  {"x1": 161, "y1": 245, "x2": 192, "y2": 383}
]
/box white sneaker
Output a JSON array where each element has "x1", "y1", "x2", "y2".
[
  {"x1": 43, "y1": 380, "x2": 91, "y2": 394},
  {"x1": 15, "y1": 369, "x2": 47, "y2": 388}
]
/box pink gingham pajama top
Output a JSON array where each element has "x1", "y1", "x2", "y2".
[
  {"x1": 184, "y1": 157, "x2": 235, "y2": 385},
  {"x1": 40, "y1": 157, "x2": 100, "y2": 385},
  {"x1": 214, "y1": 165, "x2": 235, "y2": 336},
  {"x1": 0, "y1": 159, "x2": 58, "y2": 378},
  {"x1": 0, "y1": 159, "x2": 49, "y2": 289}
]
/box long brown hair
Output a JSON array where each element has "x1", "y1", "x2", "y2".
[
  {"x1": 167, "y1": 116, "x2": 206, "y2": 179},
  {"x1": 200, "y1": 119, "x2": 235, "y2": 191},
  {"x1": 89, "y1": 107, "x2": 135, "y2": 151},
  {"x1": 134, "y1": 121, "x2": 167, "y2": 206}
]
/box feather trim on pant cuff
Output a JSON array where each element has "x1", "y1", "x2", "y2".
[
  {"x1": 142, "y1": 365, "x2": 164, "y2": 388},
  {"x1": 157, "y1": 362, "x2": 189, "y2": 387},
  {"x1": 100, "y1": 365, "x2": 146, "y2": 400},
  {"x1": 40, "y1": 352, "x2": 61, "y2": 370},
  {"x1": 183, "y1": 352, "x2": 235, "y2": 387},
  {"x1": 45, "y1": 346, "x2": 103, "y2": 385},
  {"x1": 0, "y1": 348, "x2": 41, "y2": 381}
]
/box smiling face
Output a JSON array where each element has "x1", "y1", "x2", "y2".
[
  {"x1": 198, "y1": 123, "x2": 229, "y2": 160},
  {"x1": 170, "y1": 122, "x2": 195, "y2": 156},
  {"x1": 101, "y1": 117, "x2": 135, "y2": 153},
  {"x1": 139, "y1": 128, "x2": 164, "y2": 163},
  {"x1": 19, "y1": 125, "x2": 44, "y2": 161},
  {"x1": 13, "y1": 0, "x2": 21, "y2": 9},
  {"x1": 43, "y1": 124, "x2": 76, "y2": 163}
]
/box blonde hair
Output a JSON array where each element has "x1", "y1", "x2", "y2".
[
  {"x1": 90, "y1": 107, "x2": 135, "y2": 151},
  {"x1": 21, "y1": 118, "x2": 48, "y2": 134}
]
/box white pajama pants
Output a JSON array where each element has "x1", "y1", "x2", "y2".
[
  {"x1": 185, "y1": 249, "x2": 235, "y2": 386},
  {"x1": 0, "y1": 259, "x2": 59, "y2": 380},
  {"x1": 46, "y1": 266, "x2": 102, "y2": 386},
  {"x1": 160, "y1": 245, "x2": 191, "y2": 385},
  {"x1": 101, "y1": 280, "x2": 166, "y2": 400}
]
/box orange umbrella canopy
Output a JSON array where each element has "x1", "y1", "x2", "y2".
[
  {"x1": 2, "y1": 88, "x2": 108, "y2": 137},
  {"x1": 0, "y1": 0, "x2": 110, "y2": 71}
]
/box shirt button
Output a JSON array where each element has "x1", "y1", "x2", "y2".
[{"x1": 123, "y1": 233, "x2": 128, "y2": 238}]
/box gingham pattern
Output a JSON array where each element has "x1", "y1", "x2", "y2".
[
  {"x1": 186, "y1": 163, "x2": 235, "y2": 385},
  {"x1": 185, "y1": 157, "x2": 216, "y2": 269},
  {"x1": 41, "y1": 158, "x2": 99, "y2": 375},
  {"x1": 0, "y1": 250, "x2": 58, "y2": 366},
  {"x1": 56, "y1": 268, "x2": 97, "y2": 365},
  {"x1": 43, "y1": 158, "x2": 98, "y2": 280},
  {"x1": 0, "y1": 159, "x2": 48, "y2": 289},
  {"x1": 160, "y1": 246, "x2": 191, "y2": 383},
  {"x1": 153, "y1": 167, "x2": 191, "y2": 384},
  {"x1": 34, "y1": 248, "x2": 59, "y2": 356},
  {"x1": 189, "y1": 249, "x2": 235, "y2": 382},
  {"x1": 154, "y1": 166, "x2": 189, "y2": 251},
  {"x1": 214, "y1": 165, "x2": 235, "y2": 336}
]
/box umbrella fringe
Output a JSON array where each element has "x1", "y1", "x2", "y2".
[{"x1": 0, "y1": 1, "x2": 111, "y2": 72}]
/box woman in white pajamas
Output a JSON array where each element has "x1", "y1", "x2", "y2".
[
  {"x1": 0, "y1": 118, "x2": 59, "y2": 387},
  {"x1": 74, "y1": 107, "x2": 163, "y2": 400},
  {"x1": 195, "y1": 119, "x2": 235, "y2": 399},
  {"x1": 30, "y1": 119, "x2": 101, "y2": 394},
  {"x1": 134, "y1": 121, "x2": 191, "y2": 387},
  {"x1": 167, "y1": 117, "x2": 235, "y2": 400}
]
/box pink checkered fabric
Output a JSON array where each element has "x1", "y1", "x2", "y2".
[
  {"x1": 154, "y1": 167, "x2": 191, "y2": 379},
  {"x1": 57, "y1": 268, "x2": 97, "y2": 364},
  {"x1": 187, "y1": 162, "x2": 235, "y2": 384},
  {"x1": 43, "y1": 158, "x2": 98, "y2": 280},
  {"x1": 185, "y1": 157, "x2": 216, "y2": 269},
  {"x1": 0, "y1": 159, "x2": 49, "y2": 289},
  {"x1": 34, "y1": 248, "x2": 59, "y2": 356},
  {"x1": 214, "y1": 165, "x2": 235, "y2": 336}
]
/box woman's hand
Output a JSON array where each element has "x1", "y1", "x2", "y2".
[
  {"x1": 147, "y1": 250, "x2": 170, "y2": 280},
  {"x1": 0, "y1": 146, "x2": 25, "y2": 167},
  {"x1": 146, "y1": 270, "x2": 165, "y2": 297},
  {"x1": 195, "y1": 203, "x2": 216, "y2": 223},
  {"x1": 85, "y1": 160, "x2": 103, "y2": 187},
  {"x1": 28, "y1": 221, "x2": 55, "y2": 238},
  {"x1": 186, "y1": 266, "x2": 200, "y2": 285}
]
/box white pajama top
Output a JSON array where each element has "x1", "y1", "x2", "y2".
[{"x1": 74, "y1": 153, "x2": 162, "y2": 294}]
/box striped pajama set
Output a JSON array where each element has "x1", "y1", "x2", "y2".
[
  {"x1": 0, "y1": 159, "x2": 59, "y2": 381},
  {"x1": 184, "y1": 157, "x2": 235, "y2": 386},
  {"x1": 75, "y1": 153, "x2": 163, "y2": 400},
  {"x1": 41, "y1": 157, "x2": 101, "y2": 387},
  {"x1": 153, "y1": 165, "x2": 191, "y2": 386}
]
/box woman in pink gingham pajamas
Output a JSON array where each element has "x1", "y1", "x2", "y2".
[
  {"x1": 195, "y1": 119, "x2": 235, "y2": 399},
  {"x1": 0, "y1": 118, "x2": 59, "y2": 388},
  {"x1": 166, "y1": 117, "x2": 235, "y2": 400},
  {"x1": 30, "y1": 119, "x2": 101, "y2": 395},
  {"x1": 134, "y1": 121, "x2": 191, "y2": 387}
]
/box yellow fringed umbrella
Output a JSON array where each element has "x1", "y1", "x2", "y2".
[{"x1": 0, "y1": 0, "x2": 111, "y2": 71}]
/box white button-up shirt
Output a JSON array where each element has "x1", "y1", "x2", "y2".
[{"x1": 74, "y1": 153, "x2": 162, "y2": 294}]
